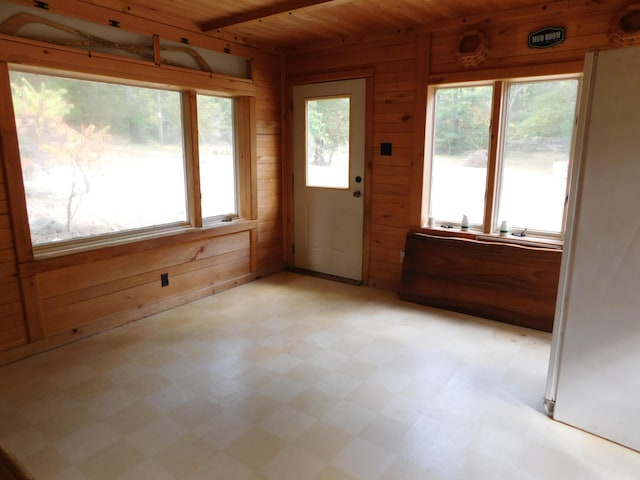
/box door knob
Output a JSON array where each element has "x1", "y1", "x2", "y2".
[{"x1": 353, "y1": 190, "x2": 361, "y2": 198}]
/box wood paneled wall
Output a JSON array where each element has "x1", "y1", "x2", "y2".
[
  {"x1": 0, "y1": 30, "x2": 284, "y2": 361},
  {"x1": 286, "y1": 0, "x2": 629, "y2": 292},
  {"x1": 0, "y1": 0, "x2": 632, "y2": 360},
  {"x1": 253, "y1": 55, "x2": 285, "y2": 274},
  {"x1": 0, "y1": 150, "x2": 27, "y2": 352},
  {"x1": 287, "y1": 34, "x2": 427, "y2": 291}
]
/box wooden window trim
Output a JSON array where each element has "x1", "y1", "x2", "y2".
[
  {"x1": 0, "y1": 61, "x2": 31, "y2": 263},
  {"x1": 483, "y1": 81, "x2": 503, "y2": 234},
  {"x1": 0, "y1": 34, "x2": 258, "y2": 262},
  {"x1": 235, "y1": 96, "x2": 258, "y2": 221},
  {"x1": 424, "y1": 73, "x2": 581, "y2": 241}
]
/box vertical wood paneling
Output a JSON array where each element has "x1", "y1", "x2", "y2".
[{"x1": 0, "y1": 154, "x2": 27, "y2": 351}]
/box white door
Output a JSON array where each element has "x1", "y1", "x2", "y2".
[{"x1": 293, "y1": 78, "x2": 366, "y2": 282}]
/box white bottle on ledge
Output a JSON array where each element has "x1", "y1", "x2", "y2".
[{"x1": 461, "y1": 214, "x2": 469, "y2": 231}]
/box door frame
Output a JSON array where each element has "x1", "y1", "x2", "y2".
[{"x1": 284, "y1": 68, "x2": 374, "y2": 284}]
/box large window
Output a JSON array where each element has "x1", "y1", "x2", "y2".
[
  {"x1": 431, "y1": 85, "x2": 492, "y2": 226},
  {"x1": 427, "y1": 76, "x2": 580, "y2": 237},
  {"x1": 9, "y1": 69, "x2": 240, "y2": 249}
]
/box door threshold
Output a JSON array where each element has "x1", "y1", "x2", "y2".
[{"x1": 291, "y1": 268, "x2": 362, "y2": 286}]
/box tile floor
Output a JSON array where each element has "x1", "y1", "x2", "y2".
[{"x1": 1, "y1": 272, "x2": 639, "y2": 479}]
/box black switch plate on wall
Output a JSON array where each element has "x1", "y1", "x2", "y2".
[
  {"x1": 161, "y1": 273, "x2": 169, "y2": 287},
  {"x1": 381, "y1": 142, "x2": 392, "y2": 156}
]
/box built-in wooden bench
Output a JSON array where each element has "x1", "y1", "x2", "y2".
[{"x1": 399, "y1": 231, "x2": 562, "y2": 332}]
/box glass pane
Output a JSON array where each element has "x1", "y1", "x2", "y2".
[
  {"x1": 197, "y1": 95, "x2": 236, "y2": 219},
  {"x1": 430, "y1": 85, "x2": 493, "y2": 226},
  {"x1": 306, "y1": 97, "x2": 350, "y2": 189},
  {"x1": 498, "y1": 79, "x2": 579, "y2": 233},
  {"x1": 10, "y1": 71, "x2": 186, "y2": 246}
]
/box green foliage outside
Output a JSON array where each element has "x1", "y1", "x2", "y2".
[
  {"x1": 10, "y1": 74, "x2": 110, "y2": 233},
  {"x1": 10, "y1": 71, "x2": 236, "y2": 243},
  {"x1": 197, "y1": 95, "x2": 234, "y2": 154},
  {"x1": 505, "y1": 79, "x2": 578, "y2": 148},
  {"x1": 434, "y1": 80, "x2": 578, "y2": 157},
  {"x1": 307, "y1": 97, "x2": 350, "y2": 165},
  {"x1": 11, "y1": 71, "x2": 236, "y2": 149},
  {"x1": 434, "y1": 86, "x2": 492, "y2": 156}
]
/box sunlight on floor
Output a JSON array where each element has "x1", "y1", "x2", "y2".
[{"x1": 1, "y1": 272, "x2": 638, "y2": 479}]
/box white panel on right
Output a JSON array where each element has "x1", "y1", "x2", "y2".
[{"x1": 552, "y1": 46, "x2": 640, "y2": 452}]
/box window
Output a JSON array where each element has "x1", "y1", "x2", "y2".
[
  {"x1": 427, "y1": 76, "x2": 580, "y2": 237},
  {"x1": 197, "y1": 94, "x2": 236, "y2": 219},
  {"x1": 305, "y1": 96, "x2": 350, "y2": 189},
  {"x1": 430, "y1": 85, "x2": 492, "y2": 226},
  {"x1": 497, "y1": 79, "x2": 578, "y2": 233},
  {"x1": 9, "y1": 69, "x2": 242, "y2": 250}
]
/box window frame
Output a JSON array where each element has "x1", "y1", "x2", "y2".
[
  {"x1": 4, "y1": 63, "x2": 256, "y2": 258},
  {"x1": 425, "y1": 73, "x2": 581, "y2": 241}
]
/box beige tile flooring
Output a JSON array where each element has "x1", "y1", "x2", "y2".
[{"x1": 1, "y1": 271, "x2": 639, "y2": 479}]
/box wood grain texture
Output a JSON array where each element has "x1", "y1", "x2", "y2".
[
  {"x1": 36, "y1": 233, "x2": 251, "y2": 335},
  {"x1": 286, "y1": 0, "x2": 628, "y2": 292},
  {"x1": 399, "y1": 233, "x2": 562, "y2": 332},
  {"x1": 0, "y1": 21, "x2": 283, "y2": 359},
  {"x1": 0, "y1": 79, "x2": 28, "y2": 352}
]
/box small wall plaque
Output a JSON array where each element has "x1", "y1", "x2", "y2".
[{"x1": 528, "y1": 27, "x2": 565, "y2": 49}]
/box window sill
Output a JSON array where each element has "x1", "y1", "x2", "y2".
[
  {"x1": 23, "y1": 218, "x2": 258, "y2": 275},
  {"x1": 410, "y1": 226, "x2": 563, "y2": 250}
]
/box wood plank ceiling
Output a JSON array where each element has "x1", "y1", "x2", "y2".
[{"x1": 85, "y1": 0, "x2": 560, "y2": 49}]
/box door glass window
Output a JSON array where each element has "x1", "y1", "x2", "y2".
[{"x1": 306, "y1": 96, "x2": 350, "y2": 189}]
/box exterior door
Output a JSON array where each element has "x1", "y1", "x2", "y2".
[{"x1": 293, "y1": 78, "x2": 366, "y2": 282}]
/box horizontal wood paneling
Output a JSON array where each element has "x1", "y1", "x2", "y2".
[
  {"x1": 38, "y1": 236, "x2": 250, "y2": 335},
  {"x1": 399, "y1": 233, "x2": 562, "y2": 331},
  {"x1": 286, "y1": 1, "x2": 629, "y2": 293},
  {"x1": 429, "y1": 1, "x2": 628, "y2": 79},
  {"x1": 255, "y1": 51, "x2": 283, "y2": 277},
  {"x1": 288, "y1": 35, "x2": 419, "y2": 291},
  {"x1": 0, "y1": 21, "x2": 284, "y2": 360},
  {"x1": 0, "y1": 324, "x2": 26, "y2": 352},
  {"x1": 0, "y1": 154, "x2": 27, "y2": 352},
  {"x1": 37, "y1": 233, "x2": 249, "y2": 299}
]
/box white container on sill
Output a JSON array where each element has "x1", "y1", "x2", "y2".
[{"x1": 461, "y1": 214, "x2": 469, "y2": 230}]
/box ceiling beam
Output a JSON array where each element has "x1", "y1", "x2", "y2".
[{"x1": 199, "y1": 0, "x2": 338, "y2": 32}]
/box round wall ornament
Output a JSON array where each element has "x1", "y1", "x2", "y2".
[
  {"x1": 609, "y1": 4, "x2": 640, "y2": 47},
  {"x1": 456, "y1": 29, "x2": 490, "y2": 68}
]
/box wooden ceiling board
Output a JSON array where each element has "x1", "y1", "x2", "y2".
[{"x1": 61, "y1": 0, "x2": 562, "y2": 48}]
